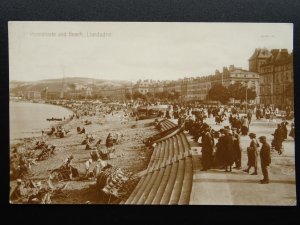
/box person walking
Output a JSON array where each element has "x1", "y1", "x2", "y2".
[
  {"x1": 243, "y1": 133, "x2": 259, "y2": 175},
  {"x1": 289, "y1": 121, "x2": 295, "y2": 139},
  {"x1": 272, "y1": 124, "x2": 284, "y2": 155},
  {"x1": 200, "y1": 124, "x2": 214, "y2": 171},
  {"x1": 232, "y1": 129, "x2": 242, "y2": 169},
  {"x1": 215, "y1": 129, "x2": 225, "y2": 169},
  {"x1": 256, "y1": 108, "x2": 262, "y2": 119},
  {"x1": 241, "y1": 116, "x2": 249, "y2": 136},
  {"x1": 281, "y1": 121, "x2": 288, "y2": 140},
  {"x1": 258, "y1": 136, "x2": 271, "y2": 184},
  {"x1": 223, "y1": 129, "x2": 234, "y2": 172},
  {"x1": 247, "y1": 110, "x2": 252, "y2": 126}
]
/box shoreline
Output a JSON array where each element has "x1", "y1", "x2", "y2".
[
  {"x1": 9, "y1": 105, "x2": 159, "y2": 203},
  {"x1": 10, "y1": 100, "x2": 75, "y2": 143}
]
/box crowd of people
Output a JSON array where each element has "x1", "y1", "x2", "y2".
[
  {"x1": 10, "y1": 138, "x2": 62, "y2": 181},
  {"x1": 172, "y1": 103, "x2": 294, "y2": 184},
  {"x1": 10, "y1": 99, "x2": 294, "y2": 203}
]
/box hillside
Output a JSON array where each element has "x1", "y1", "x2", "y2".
[{"x1": 10, "y1": 77, "x2": 131, "y2": 93}]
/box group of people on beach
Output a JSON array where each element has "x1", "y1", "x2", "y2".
[
  {"x1": 43, "y1": 125, "x2": 70, "y2": 138},
  {"x1": 10, "y1": 137, "x2": 63, "y2": 181},
  {"x1": 10, "y1": 99, "x2": 294, "y2": 204}
]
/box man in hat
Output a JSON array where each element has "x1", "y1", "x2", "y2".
[
  {"x1": 244, "y1": 133, "x2": 259, "y2": 174},
  {"x1": 272, "y1": 124, "x2": 284, "y2": 155},
  {"x1": 200, "y1": 124, "x2": 214, "y2": 171},
  {"x1": 215, "y1": 129, "x2": 225, "y2": 168},
  {"x1": 258, "y1": 136, "x2": 271, "y2": 184}
]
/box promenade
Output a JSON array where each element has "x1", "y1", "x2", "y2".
[{"x1": 185, "y1": 116, "x2": 296, "y2": 205}]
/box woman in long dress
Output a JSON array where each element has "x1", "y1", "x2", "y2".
[
  {"x1": 241, "y1": 116, "x2": 249, "y2": 136},
  {"x1": 289, "y1": 121, "x2": 295, "y2": 139},
  {"x1": 243, "y1": 133, "x2": 259, "y2": 175}
]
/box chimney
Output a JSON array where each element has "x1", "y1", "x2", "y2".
[{"x1": 271, "y1": 49, "x2": 279, "y2": 56}]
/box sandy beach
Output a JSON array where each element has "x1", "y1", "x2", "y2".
[
  {"x1": 9, "y1": 102, "x2": 296, "y2": 205},
  {"x1": 10, "y1": 107, "x2": 158, "y2": 204}
]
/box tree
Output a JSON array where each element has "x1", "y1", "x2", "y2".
[
  {"x1": 228, "y1": 82, "x2": 242, "y2": 100},
  {"x1": 228, "y1": 81, "x2": 256, "y2": 101},
  {"x1": 243, "y1": 87, "x2": 257, "y2": 101},
  {"x1": 208, "y1": 84, "x2": 230, "y2": 104}
]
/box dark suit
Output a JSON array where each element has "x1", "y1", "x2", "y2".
[
  {"x1": 223, "y1": 134, "x2": 234, "y2": 167},
  {"x1": 216, "y1": 135, "x2": 225, "y2": 166},
  {"x1": 260, "y1": 142, "x2": 271, "y2": 181},
  {"x1": 201, "y1": 131, "x2": 214, "y2": 170}
]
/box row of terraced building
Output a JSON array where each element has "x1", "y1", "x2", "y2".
[{"x1": 132, "y1": 48, "x2": 293, "y2": 108}]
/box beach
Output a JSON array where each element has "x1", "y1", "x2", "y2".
[
  {"x1": 10, "y1": 102, "x2": 158, "y2": 203},
  {"x1": 9, "y1": 101, "x2": 296, "y2": 205}
]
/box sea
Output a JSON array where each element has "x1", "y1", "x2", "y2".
[{"x1": 10, "y1": 101, "x2": 73, "y2": 140}]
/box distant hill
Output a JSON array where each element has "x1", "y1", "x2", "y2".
[{"x1": 10, "y1": 77, "x2": 131, "y2": 93}]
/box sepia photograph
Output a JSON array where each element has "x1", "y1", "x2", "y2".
[{"x1": 9, "y1": 21, "x2": 295, "y2": 205}]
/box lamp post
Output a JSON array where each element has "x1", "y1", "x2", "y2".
[
  {"x1": 246, "y1": 86, "x2": 248, "y2": 112},
  {"x1": 242, "y1": 81, "x2": 248, "y2": 112}
]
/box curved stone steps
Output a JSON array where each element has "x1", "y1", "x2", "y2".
[
  {"x1": 146, "y1": 142, "x2": 162, "y2": 173},
  {"x1": 159, "y1": 160, "x2": 179, "y2": 204},
  {"x1": 124, "y1": 120, "x2": 193, "y2": 205},
  {"x1": 178, "y1": 156, "x2": 193, "y2": 205},
  {"x1": 168, "y1": 133, "x2": 189, "y2": 204},
  {"x1": 169, "y1": 159, "x2": 185, "y2": 204}
]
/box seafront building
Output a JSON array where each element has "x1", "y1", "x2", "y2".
[
  {"x1": 132, "y1": 64, "x2": 259, "y2": 104},
  {"x1": 14, "y1": 48, "x2": 293, "y2": 108},
  {"x1": 249, "y1": 48, "x2": 294, "y2": 107}
]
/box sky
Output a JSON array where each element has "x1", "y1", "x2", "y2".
[{"x1": 9, "y1": 22, "x2": 293, "y2": 82}]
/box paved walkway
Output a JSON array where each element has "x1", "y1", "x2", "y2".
[{"x1": 185, "y1": 117, "x2": 296, "y2": 205}]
